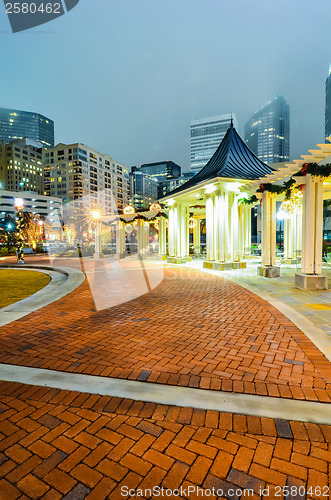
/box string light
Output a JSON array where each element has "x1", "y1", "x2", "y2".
[{"x1": 279, "y1": 191, "x2": 303, "y2": 215}]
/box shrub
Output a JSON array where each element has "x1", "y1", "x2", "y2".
[{"x1": 0, "y1": 247, "x2": 8, "y2": 256}]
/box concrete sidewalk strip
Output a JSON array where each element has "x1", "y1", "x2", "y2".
[
  {"x1": 0, "y1": 265, "x2": 85, "y2": 327},
  {"x1": 0, "y1": 363, "x2": 330, "y2": 425}
]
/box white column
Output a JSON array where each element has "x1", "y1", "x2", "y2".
[
  {"x1": 143, "y1": 222, "x2": 149, "y2": 255},
  {"x1": 94, "y1": 220, "x2": 102, "y2": 258},
  {"x1": 230, "y1": 194, "x2": 240, "y2": 262},
  {"x1": 206, "y1": 195, "x2": 215, "y2": 261},
  {"x1": 216, "y1": 192, "x2": 226, "y2": 262},
  {"x1": 296, "y1": 211, "x2": 302, "y2": 257},
  {"x1": 181, "y1": 205, "x2": 189, "y2": 258},
  {"x1": 239, "y1": 203, "x2": 247, "y2": 260},
  {"x1": 159, "y1": 216, "x2": 167, "y2": 255},
  {"x1": 193, "y1": 218, "x2": 201, "y2": 254},
  {"x1": 243, "y1": 205, "x2": 252, "y2": 256},
  {"x1": 261, "y1": 192, "x2": 277, "y2": 266},
  {"x1": 137, "y1": 218, "x2": 144, "y2": 256},
  {"x1": 116, "y1": 220, "x2": 125, "y2": 257},
  {"x1": 301, "y1": 175, "x2": 324, "y2": 275},
  {"x1": 168, "y1": 207, "x2": 175, "y2": 257}
]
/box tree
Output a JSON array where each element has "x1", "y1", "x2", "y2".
[
  {"x1": 63, "y1": 223, "x2": 76, "y2": 247},
  {"x1": 22, "y1": 213, "x2": 43, "y2": 249}
]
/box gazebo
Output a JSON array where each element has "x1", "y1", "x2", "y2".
[
  {"x1": 159, "y1": 124, "x2": 331, "y2": 290},
  {"x1": 159, "y1": 122, "x2": 273, "y2": 269}
]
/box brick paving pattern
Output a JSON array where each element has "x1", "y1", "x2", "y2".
[
  {"x1": 0, "y1": 261, "x2": 330, "y2": 402},
  {"x1": 0, "y1": 381, "x2": 330, "y2": 500}
]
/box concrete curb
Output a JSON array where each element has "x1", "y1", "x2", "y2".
[
  {"x1": 0, "y1": 363, "x2": 330, "y2": 424},
  {"x1": 0, "y1": 265, "x2": 85, "y2": 327}
]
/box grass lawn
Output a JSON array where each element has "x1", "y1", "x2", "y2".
[{"x1": 0, "y1": 270, "x2": 51, "y2": 308}]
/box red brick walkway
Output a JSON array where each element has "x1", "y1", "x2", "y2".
[
  {"x1": 0, "y1": 259, "x2": 331, "y2": 402},
  {"x1": 0, "y1": 381, "x2": 330, "y2": 500}
]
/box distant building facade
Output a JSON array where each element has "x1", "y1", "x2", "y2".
[
  {"x1": 0, "y1": 190, "x2": 62, "y2": 240},
  {"x1": 190, "y1": 113, "x2": 238, "y2": 172},
  {"x1": 130, "y1": 170, "x2": 158, "y2": 209},
  {"x1": 44, "y1": 143, "x2": 129, "y2": 212},
  {"x1": 158, "y1": 172, "x2": 195, "y2": 198},
  {"x1": 132, "y1": 161, "x2": 182, "y2": 201},
  {"x1": 0, "y1": 139, "x2": 45, "y2": 195},
  {"x1": 325, "y1": 65, "x2": 331, "y2": 139},
  {"x1": 0, "y1": 108, "x2": 54, "y2": 149},
  {"x1": 244, "y1": 95, "x2": 290, "y2": 164}
]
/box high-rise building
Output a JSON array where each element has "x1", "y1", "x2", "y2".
[
  {"x1": 0, "y1": 139, "x2": 45, "y2": 194},
  {"x1": 138, "y1": 161, "x2": 181, "y2": 181},
  {"x1": 132, "y1": 161, "x2": 181, "y2": 199},
  {"x1": 44, "y1": 143, "x2": 129, "y2": 212},
  {"x1": 0, "y1": 108, "x2": 54, "y2": 148},
  {"x1": 190, "y1": 113, "x2": 238, "y2": 172},
  {"x1": 244, "y1": 95, "x2": 290, "y2": 164},
  {"x1": 130, "y1": 170, "x2": 159, "y2": 209},
  {"x1": 325, "y1": 65, "x2": 331, "y2": 139}
]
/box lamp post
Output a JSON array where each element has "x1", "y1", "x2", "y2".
[
  {"x1": 15, "y1": 198, "x2": 24, "y2": 264},
  {"x1": 91, "y1": 210, "x2": 102, "y2": 259}
]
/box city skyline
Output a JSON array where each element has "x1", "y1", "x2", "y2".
[{"x1": 0, "y1": 0, "x2": 330, "y2": 171}]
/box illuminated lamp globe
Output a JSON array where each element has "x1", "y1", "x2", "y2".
[
  {"x1": 189, "y1": 218, "x2": 197, "y2": 229},
  {"x1": 123, "y1": 205, "x2": 135, "y2": 215},
  {"x1": 149, "y1": 203, "x2": 162, "y2": 212},
  {"x1": 125, "y1": 224, "x2": 133, "y2": 234}
]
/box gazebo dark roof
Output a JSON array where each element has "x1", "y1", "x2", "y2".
[{"x1": 163, "y1": 124, "x2": 274, "y2": 198}]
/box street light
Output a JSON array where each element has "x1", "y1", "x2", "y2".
[{"x1": 15, "y1": 198, "x2": 24, "y2": 264}]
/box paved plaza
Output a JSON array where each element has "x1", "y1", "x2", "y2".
[{"x1": 0, "y1": 256, "x2": 330, "y2": 499}]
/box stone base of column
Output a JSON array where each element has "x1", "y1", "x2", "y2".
[
  {"x1": 156, "y1": 255, "x2": 167, "y2": 261},
  {"x1": 93, "y1": 252, "x2": 104, "y2": 259},
  {"x1": 203, "y1": 261, "x2": 247, "y2": 271},
  {"x1": 114, "y1": 253, "x2": 125, "y2": 259},
  {"x1": 167, "y1": 256, "x2": 190, "y2": 264},
  {"x1": 257, "y1": 265, "x2": 280, "y2": 278},
  {"x1": 295, "y1": 273, "x2": 328, "y2": 290}
]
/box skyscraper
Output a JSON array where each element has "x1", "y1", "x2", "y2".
[
  {"x1": 190, "y1": 113, "x2": 238, "y2": 172},
  {"x1": 0, "y1": 108, "x2": 54, "y2": 148},
  {"x1": 325, "y1": 65, "x2": 331, "y2": 139},
  {"x1": 244, "y1": 95, "x2": 290, "y2": 165}
]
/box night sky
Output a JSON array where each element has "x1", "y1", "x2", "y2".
[{"x1": 0, "y1": 0, "x2": 330, "y2": 171}]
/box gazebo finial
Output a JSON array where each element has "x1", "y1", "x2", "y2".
[{"x1": 230, "y1": 113, "x2": 233, "y2": 127}]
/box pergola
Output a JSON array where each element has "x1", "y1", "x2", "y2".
[{"x1": 159, "y1": 124, "x2": 331, "y2": 290}]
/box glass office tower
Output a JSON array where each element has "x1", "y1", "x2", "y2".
[
  {"x1": 326, "y1": 65, "x2": 331, "y2": 139},
  {"x1": 0, "y1": 108, "x2": 54, "y2": 148},
  {"x1": 244, "y1": 95, "x2": 290, "y2": 165},
  {"x1": 190, "y1": 113, "x2": 238, "y2": 172}
]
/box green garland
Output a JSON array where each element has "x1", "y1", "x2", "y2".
[
  {"x1": 101, "y1": 212, "x2": 169, "y2": 226},
  {"x1": 257, "y1": 178, "x2": 296, "y2": 200},
  {"x1": 303, "y1": 163, "x2": 331, "y2": 178},
  {"x1": 238, "y1": 194, "x2": 258, "y2": 205}
]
